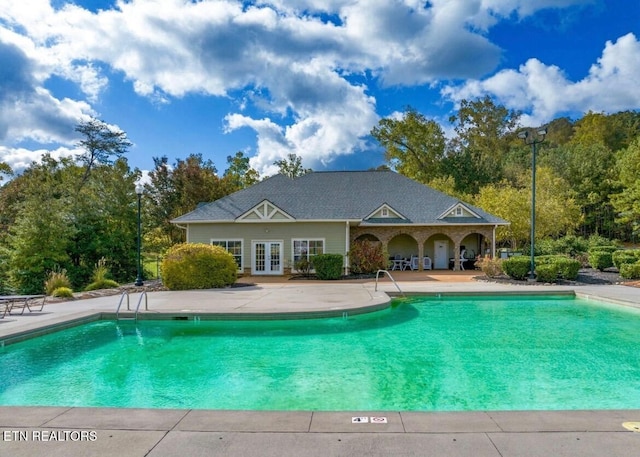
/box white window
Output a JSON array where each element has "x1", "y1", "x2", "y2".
[
  {"x1": 211, "y1": 239, "x2": 243, "y2": 270},
  {"x1": 456, "y1": 206, "x2": 463, "y2": 216},
  {"x1": 381, "y1": 208, "x2": 389, "y2": 217},
  {"x1": 292, "y1": 239, "x2": 324, "y2": 269}
]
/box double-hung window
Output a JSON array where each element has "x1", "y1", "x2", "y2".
[
  {"x1": 292, "y1": 239, "x2": 324, "y2": 270},
  {"x1": 211, "y1": 239, "x2": 243, "y2": 270}
]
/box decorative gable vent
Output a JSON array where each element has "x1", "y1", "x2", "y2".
[
  {"x1": 438, "y1": 202, "x2": 481, "y2": 219},
  {"x1": 364, "y1": 203, "x2": 407, "y2": 221},
  {"x1": 237, "y1": 200, "x2": 294, "y2": 222}
]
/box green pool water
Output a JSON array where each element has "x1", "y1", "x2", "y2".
[{"x1": 1, "y1": 295, "x2": 640, "y2": 411}]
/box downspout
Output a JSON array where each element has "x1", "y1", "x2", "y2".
[{"x1": 345, "y1": 221, "x2": 350, "y2": 275}]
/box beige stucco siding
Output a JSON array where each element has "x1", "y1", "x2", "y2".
[{"x1": 187, "y1": 222, "x2": 347, "y2": 271}]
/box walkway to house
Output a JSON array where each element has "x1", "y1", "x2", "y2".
[{"x1": 1, "y1": 274, "x2": 639, "y2": 457}]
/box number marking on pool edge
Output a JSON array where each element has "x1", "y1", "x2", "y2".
[{"x1": 351, "y1": 416, "x2": 388, "y2": 424}]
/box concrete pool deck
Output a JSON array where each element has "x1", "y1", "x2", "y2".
[{"x1": 1, "y1": 275, "x2": 640, "y2": 456}]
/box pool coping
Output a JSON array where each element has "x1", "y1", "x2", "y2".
[{"x1": 1, "y1": 283, "x2": 640, "y2": 456}]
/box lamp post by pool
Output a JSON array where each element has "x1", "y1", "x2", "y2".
[
  {"x1": 135, "y1": 183, "x2": 144, "y2": 287},
  {"x1": 518, "y1": 127, "x2": 547, "y2": 281}
]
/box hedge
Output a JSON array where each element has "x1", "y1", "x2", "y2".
[
  {"x1": 588, "y1": 250, "x2": 614, "y2": 271},
  {"x1": 536, "y1": 264, "x2": 559, "y2": 283},
  {"x1": 612, "y1": 250, "x2": 640, "y2": 269},
  {"x1": 536, "y1": 255, "x2": 580, "y2": 280},
  {"x1": 312, "y1": 254, "x2": 344, "y2": 280},
  {"x1": 161, "y1": 243, "x2": 237, "y2": 290},
  {"x1": 502, "y1": 256, "x2": 531, "y2": 280},
  {"x1": 619, "y1": 263, "x2": 640, "y2": 280}
]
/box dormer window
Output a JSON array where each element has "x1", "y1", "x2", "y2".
[
  {"x1": 456, "y1": 207, "x2": 463, "y2": 216},
  {"x1": 382, "y1": 208, "x2": 389, "y2": 217}
]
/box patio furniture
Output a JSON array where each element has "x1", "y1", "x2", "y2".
[
  {"x1": 410, "y1": 256, "x2": 419, "y2": 271},
  {"x1": 0, "y1": 295, "x2": 47, "y2": 315},
  {"x1": 392, "y1": 255, "x2": 409, "y2": 271},
  {"x1": 460, "y1": 249, "x2": 467, "y2": 271},
  {"x1": 423, "y1": 256, "x2": 432, "y2": 270}
]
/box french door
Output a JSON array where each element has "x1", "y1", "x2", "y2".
[{"x1": 252, "y1": 241, "x2": 283, "y2": 275}]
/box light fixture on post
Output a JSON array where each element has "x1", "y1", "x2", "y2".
[
  {"x1": 135, "y1": 183, "x2": 144, "y2": 287},
  {"x1": 518, "y1": 127, "x2": 547, "y2": 281}
]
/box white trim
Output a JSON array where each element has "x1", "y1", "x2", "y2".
[
  {"x1": 251, "y1": 240, "x2": 284, "y2": 275},
  {"x1": 210, "y1": 239, "x2": 244, "y2": 272},
  {"x1": 364, "y1": 203, "x2": 407, "y2": 221},
  {"x1": 437, "y1": 202, "x2": 482, "y2": 220},
  {"x1": 237, "y1": 199, "x2": 295, "y2": 222},
  {"x1": 291, "y1": 238, "x2": 325, "y2": 273}
]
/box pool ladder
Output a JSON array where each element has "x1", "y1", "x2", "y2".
[
  {"x1": 115, "y1": 291, "x2": 149, "y2": 321},
  {"x1": 374, "y1": 270, "x2": 405, "y2": 296}
]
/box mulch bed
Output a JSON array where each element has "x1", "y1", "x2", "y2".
[{"x1": 477, "y1": 268, "x2": 638, "y2": 287}]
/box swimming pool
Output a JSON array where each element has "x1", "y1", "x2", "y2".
[{"x1": 1, "y1": 294, "x2": 639, "y2": 411}]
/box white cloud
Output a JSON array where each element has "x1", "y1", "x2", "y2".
[
  {"x1": 0, "y1": 0, "x2": 636, "y2": 173},
  {"x1": 0, "y1": 145, "x2": 79, "y2": 173},
  {"x1": 442, "y1": 33, "x2": 640, "y2": 126}
]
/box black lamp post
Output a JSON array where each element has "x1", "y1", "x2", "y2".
[
  {"x1": 517, "y1": 127, "x2": 547, "y2": 280},
  {"x1": 135, "y1": 183, "x2": 144, "y2": 286}
]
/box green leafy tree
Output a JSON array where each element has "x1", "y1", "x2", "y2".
[
  {"x1": 371, "y1": 107, "x2": 446, "y2": 184},
  {"x1": 542, "y1": 142, "x2": 619, "y2": 237},
  {"x1": 474, "y1": 167, "x2": 581, "y2": 248},
  {"x1": 7, "y1": 156, "x2": 76, "y2": 293},
  {"x1": 0, "y1": 162, "x2": 11, "y2": 182},
  {"x1": 611, "y1": 137, "x2": 640, "y2": 236},
  {"x1": 69, "y1": 159, "x2": 139, "y2": 285},
  {"x1": 445, "y1": 96, "x2": 521, "y2": 194},
  {"x1": 144, "y1": 154, "x2": 230, "y2": 251},
  {"x1": 273, "y1": 153, "x2": 311, "y2": 178},
  {"x1": 75, "y1": 117, "x2": 132, "y2": 187},
  {"x1": 223, "y1": 151, "x2": 260, "y2": 191}
]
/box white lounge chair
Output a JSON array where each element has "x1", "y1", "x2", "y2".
[{"x1": 423, "y1": 256, "x2": 432, "y2": 270}]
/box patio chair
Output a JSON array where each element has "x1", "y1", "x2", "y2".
[
  {"x1": 0, "y1": 299, "x2": 10, "y2": 318},
  {"x1": 410, "y1": 256, "x2": 419, "y2": 271},
  {"x1": 423, "y1": 256, "x2": 432, "y2": 270},
  {"x1": 459, "y1": 249, "x2": 466, "y2": 271},
  {"x1": 391, "y1": 254, "x2": 401, "y2": 270},
  {"x1": 5, "y1": 295, "x2": 47, "y2": 315}
]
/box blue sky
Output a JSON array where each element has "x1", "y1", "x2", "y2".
[{"x1": 1, "y1": 0, "x2": 639, "y2": 177}]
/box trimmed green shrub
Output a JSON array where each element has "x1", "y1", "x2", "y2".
[
  {"x1": 52, "y1": 286, "x2": 74, "y2": 298},
  {"x1": 44, "y1": 268, "x2": 71, "y2": 295},
  {"x1": 536, "y1": 235, "x2": 589, "y2": 257},
  {"x1": 612, "y1": 250, "x2": 640, "y2": 269},
  {"x1": 475, "y1": 256, "x2": 503, "y2": 278},
  {"x1": 589, "y1": 245, "x2": 618, "y2": 254},
  {"x1": 349, "y1": 240, "x2": 386, "y2": 275},
  {"x1": 312, "y1": 254, "x2": 344, "y2": 280},
  {"x1": 619, "y1": 263, "x2": 640, "y2": 280},
  {"x1": 587, "y1": 235, "x2": 618, "y2": 251},
  {"x1": 536, "y1": 264, "x2": 559, "y2": 283},
  {"x1": 535, "y1": 255, "x2": 580, "y2": 280},
  {"x1": 85, "y1": 279, "x2": 119, "y2": 291},
  {"x1": 161, "y1": 243, "x2": 237, "y2": 290},
  {"x1": 588, "y1": 250, "x2": 613, "y2": 271},
  {"x1": 502, "y1": 256, "x2": 531, "y2": 280}
]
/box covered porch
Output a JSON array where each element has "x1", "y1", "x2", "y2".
[{"x1": 350, "y1": 225, "x2": 496, "y2": 271}]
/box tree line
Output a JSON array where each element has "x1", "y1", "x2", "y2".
[
  {"x1": 0, "y1": 99, "x2": 638, "y2": 293},
  {"x1": 371, "y1": 97, "x2": 640, "y2": 248}
]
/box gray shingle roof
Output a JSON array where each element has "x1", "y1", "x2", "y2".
[{"x1": 172, "y1": 170, "x2": 508, "y2": 225}]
